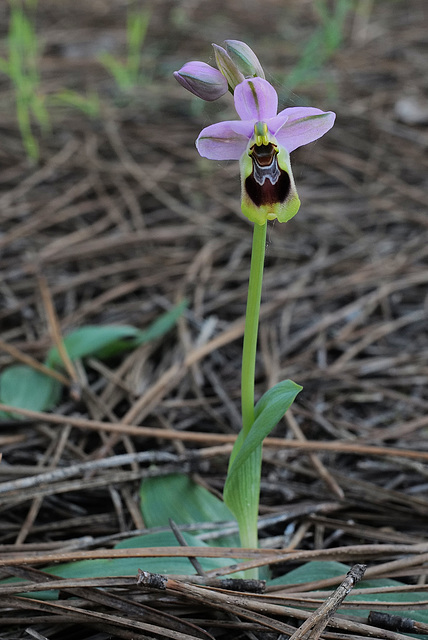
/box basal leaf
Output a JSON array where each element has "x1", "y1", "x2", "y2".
[
  {"x1": 140, "y1": 473, "x2": 239, "y2": 547},
  {"x1": 46, "y1": 325, "x2": 142, "y2": 368},
  {"x1": 133, "y1": 300, "x2": 187, "y2": 346},
  {"x1": 2, "y1": 531, "x2": 239, "y2": 600},
  {"x1": 270, "y1": 561, "x2": 428, "y2": 637},
  {"x1": 269, "y1": 560, "x2": 350, "y2": 586},
  {"x1": 0, "y1": 365, "x2": 62, "y2": 415},
  {"x1": 56, "y1": 531, "x2": 234, "y2": 578},
  {"x1": 46, "y1": 302, "x2": 186, "y2": 367}
]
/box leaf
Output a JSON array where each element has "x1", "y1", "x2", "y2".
[
  {"x1": 133, "y1": 300, "x2": 187, "y2": 347},
  {"x1": 346, "y1": 588, "x2": 428, "y2": 628},
  {"x1": 224, "y1": 379, "x2": 302, "y2": 509},
  {"x1": 51, "y1": 89, "x2": 100, "y2": 118},
  {"x1": 0, "y1": 305, "x2": 186, "y2": 418},
  {"x1": 269, "y1": 560, "x2": 350, "y2": 586},
  {"x1": 98, "y1": 52, "x2": 130, "y2": 89},
  {"x1": 46, "y1": 302, "x2": 186, "y2": 367},
  {"x1": 57, "y1": 531, "x2": 235, "y2": 578},
  {"x1": 269, "y1": 561, "x2": 428, "y2": 637},
  {"x1": 140, "y1": 474, "x2": 239, "y2": 547},
  {"x1": 2, "y1": 531, "x2": 239, "y2": 600},
  {"x1": 0, "y1": 365, "x2": 62, "y2": 415},
  {"x1": 46, "y1": 325, "x2": 142, "y2": 368}
]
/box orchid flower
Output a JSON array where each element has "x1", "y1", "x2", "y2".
[{"x1": 196, "y1": 77, "x2": 336, "y2": 225}]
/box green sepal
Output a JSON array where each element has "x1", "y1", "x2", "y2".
[
  {"x1": 225, "y1": 40, "x2": 265, "y2": 79},
  {"x1": 212, "y1": 43, "x2": 244, "y2": 91}
]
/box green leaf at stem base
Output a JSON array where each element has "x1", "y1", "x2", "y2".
[{"x1": 224, "y1": 379, "x2": 302, "y2": 550}]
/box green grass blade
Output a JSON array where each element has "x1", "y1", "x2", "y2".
[
  {"x1": 52, "y1": 89, "x2": 100, "y2": 118},
  {"x1": 134, "y1": 300, "x2": 187, "y2": 345},
  {"x1": 0, "y1": 56, "x2": 10, "y2": 74},
  {"x1": 99, "y1": 52, "x2": 130, "y2": 90},
  {"x1": 127, "y1": 9, "x2": 150, "y2": 80}
]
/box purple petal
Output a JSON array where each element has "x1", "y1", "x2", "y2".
[
  {"x1": 196, "y1": 120, "x2": 253, "y2": 160},
  {"x1": 174, "y1": 61, "x2": 228, "y2": 101},
  {"x1": 273, "y1": 107, "x2": 336, "y2": 153},
  {"x1": 234, "y1": 77, "x2": 278, "y2": 121},
  {"x1": 266, "y1": 113, "x2": 289, "y2": 135}
]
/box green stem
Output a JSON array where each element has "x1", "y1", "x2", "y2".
[
  {"x1": 241, "y1": 222, "x2": 267, "y2": 437},
  {"x1": 237, "y1": 222, "x2": 267, "y2": 564}
]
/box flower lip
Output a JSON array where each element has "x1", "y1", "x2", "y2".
[{"x1": 250, "y1": 141, "x2": 281, "y2": 187}]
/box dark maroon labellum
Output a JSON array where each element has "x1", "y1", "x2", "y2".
[{"x1": 245, "y1": 143, "x2": 290, "y2": 207}]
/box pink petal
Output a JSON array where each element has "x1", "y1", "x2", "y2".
[
  {"x1": 174, "y1": 61, "x2": 228, "y2": 101},
  {"x1": 266, "y1": 113, "x2": 289, "y2": 134},
  {"x1": 273, "y1": 107, "x2": 336, "y2": 153},
  {"x1": 234, "y1": 77, "x2": 278, "y2": 122},
  {"x1": 196, "y1": 120, "x2": 253, "y2": 160}
]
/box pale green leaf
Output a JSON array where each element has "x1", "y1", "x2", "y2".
[
  {"x1": 46, "y1": 302, "x2": 186, "y2": 367},
  {"x1": 270, "y1": 561, "x2": 428, "y2": 636},
  {"x1": 133, "y1": 300, "x2": 187, "y2": 346},
  {"x1": 225, "y1": 446, "x2": 262, "y2": 550},
  {"x1": 55, "y1": 531, "x2": 234, "y2": 578},
  {"x1": 140, "y1": 474, "x2": 239, "y2": 547},
  {"x1": 46, "y1": 325, "x2": 141, "y2": 368},
  {"x1": 2, "y1": 531, "x2": 239, "y2": 600},
  {"x1": 99, "y1": 53, "x2": 131, "y2": 90},
  {"x1": 269, "y1": 560, "x2": 350, "y2": 585},
  {"x1": 0, "y1": 365, "x2": 62, "y2": 416}
]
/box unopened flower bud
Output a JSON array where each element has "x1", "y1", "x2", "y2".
[
  {"x1": 212, "y1": 44, "x2": 245, "y2": 92},
  {"x1": 173, "y1": 61, "x2": 228, "y2": 101},
  {"x1": 225, "y1": 40, "x2": 265, "y2": 79}
]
